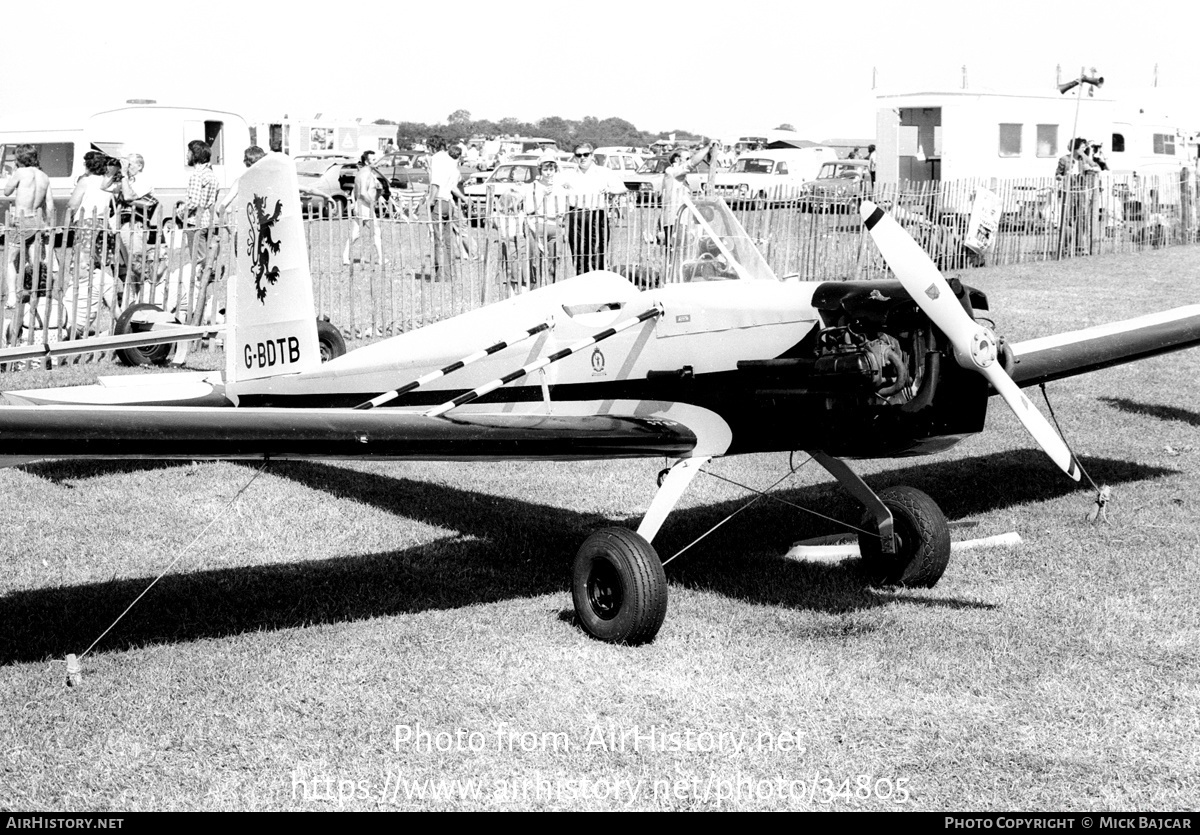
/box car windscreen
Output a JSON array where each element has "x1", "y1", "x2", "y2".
[
  {"x1": 637, "y1": 158, "x2": 669, "y2": 174},
  {"x1": 820, "y1": 164, "x2": 863, "y2": 179},
  {"x1": 490, "y1": 165, "x2": 535, "y2": 184},
  {"x1": 732, "y1": 158, "x2": 774, "y2": 174},
  {"x1": 295, "y1": 159, "x2": 339, "y2": 176}
]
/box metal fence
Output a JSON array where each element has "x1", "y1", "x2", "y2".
[{"x1": 2, "y1": 170, "x2": 1195, "y2": 362}]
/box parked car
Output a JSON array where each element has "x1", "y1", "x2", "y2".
[
  {"x1": 373, "y1": 150, "x2": 430, "y2": 192},
  {"x1": 623, "y1": 155, "x2": 712, "y2": 204},
  {"x1": 295, "y1": 155, "x2": 390, "y2": 217},
  {"x1": 796, "y1": 159, "x2": 871, "y2": 212},
  {"x1": 462, "y1": 160, "x2": 580, "y2": 220},
  {"x1": 295, "y1": 155, "x2": 355, "y2": 216},
  {"x1": 591, "y1": 147, "x2": 647, "y2": 176},
  {"x1": 712, "y1": 146, "x2": 839, "y2": 205}
]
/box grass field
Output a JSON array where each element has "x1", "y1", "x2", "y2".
[{"x1": 1, "y1": 247, "x2": 1198, "y2": 811}]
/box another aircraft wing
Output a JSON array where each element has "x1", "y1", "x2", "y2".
[
  {"x1": 1009, "y1": 305, "x2": 1200, "y2": 388},
  {"x1": 0, "y1": 406, "x2": 697, "y2": 466}
]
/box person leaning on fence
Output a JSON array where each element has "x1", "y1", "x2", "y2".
[
  {"x1": 113, "y1": 153, "x2": 158, "y2": 231},
  {"x1": 493, "y1": 189, "x2": 530, "y2": 295},
  {"x1": 67, "y1": 151, "x2": 118, "y2": 227},
  {"x1": 444, "y1": 145, "x2": 474, "y2": 259},
  {"x1": 217, "y1": 145, "x2": 266, "y2": 215},
  {"x1": 660, "y1": 142, "x2": 712, "y2": 248},
  {"x1": 423, "y1": 135, "x2": 459, "y2": 280},
  {"x1": 866, "y1": 144, "x2": 877, "y2": 190},
  {"x1": 64, "y1": 151, "x2": 121, "y2": 338},
  {"x1": 178, "y1": 139, "x2": 221, "y2": 300},
  {"x1": 3, "y1": 144, "x2": 55, "y2": 309},
  {"x1": 563, "y1": 142, "x2": 629, "y2": 274},
  {"x1": 1055, "y1": 137, "x2": 1099, "y2": 255},
  {"x1": 344, "y1": 150, "x2": 384, "y2": 266},
  {"x1": 523, "y1": 155, "x2": 568, "y2": 288}
]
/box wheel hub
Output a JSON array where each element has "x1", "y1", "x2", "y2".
[{"x1": 586, "y1": 558, "x2": 623, "y2": 621}]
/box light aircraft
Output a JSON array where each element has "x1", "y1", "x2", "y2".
[{"x1": 3, "y1": 154, "x2": 1198, "y2": 645}]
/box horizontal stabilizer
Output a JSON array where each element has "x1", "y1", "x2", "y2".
[
  {"x1": 1010, "y1": 305, "x2": 1200, "y2": 388},
  {"x1": 0, "y1": 325, "x2": 223, "y2": 363},
  {"x1": 0, "y1": 407, "x2": 697, "y2": 464}
]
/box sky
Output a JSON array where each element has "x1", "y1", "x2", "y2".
[{"x1": 4, "y1": 0, "x2": 1199, "y2": 142}]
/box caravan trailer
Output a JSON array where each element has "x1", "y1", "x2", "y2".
[
  {"x1": 874, "y1": 87, "x2": 1196, "y2": 185},
  {"x1": 0, "y1": 103, "x2": 252, "y2": 224}
]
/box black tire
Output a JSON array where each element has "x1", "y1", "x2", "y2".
[
  {"x1": 114, "y1": 302, "x2": 172, "y2": 367},
  {"x1": 316, "y1": 319, "x2": 346, "y2": 362},
  {"x1": 572, "y1": 527, "x2": 667, "y2": 645},
  {"x1": 858, "y1": 486, "x2": 950, "y2": 588}
]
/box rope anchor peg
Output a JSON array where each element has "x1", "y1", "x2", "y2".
[
  {"x1": 1087, "y1": 485, "x2": 1112, "y2": 524},
  {"x1": 65, "y1": 653, "x2": 82, "y2": 687}
]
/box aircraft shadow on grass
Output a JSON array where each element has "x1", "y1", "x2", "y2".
[
  {"x1": 1, "y1": 451, "x2": 1178, "y2": 664},
  {"x1": 1099, "y1": 397, "x2": 1200, "y2": 428}
]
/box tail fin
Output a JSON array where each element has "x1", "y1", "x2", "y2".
[{"x1": 226, "y1": 153, "x2": 321, "y2": 387}]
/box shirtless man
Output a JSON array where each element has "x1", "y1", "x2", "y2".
[
  {"x1": 343, "y1": 150, "x2": 383, "y2": 265},
  {"x1": 3, "y1": 144, "x2": 55, "y2": 307}
]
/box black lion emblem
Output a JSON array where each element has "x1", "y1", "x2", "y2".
[{"x1": 246, "y1": 194, "x2": 284, "y2": 303}]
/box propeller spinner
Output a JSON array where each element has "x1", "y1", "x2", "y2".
[{"x1": 860, "y1": 200, "x2": 1081, "y2": 482}]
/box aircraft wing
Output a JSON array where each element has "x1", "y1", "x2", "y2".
[
  {"x1": 0, "y1": 406, "x2": 697, "y2": 465},
  {"x1": 1009, "y1": 305, "x2": 1200, "y2": 388}
]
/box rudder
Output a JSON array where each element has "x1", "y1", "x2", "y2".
[{"x1": 227, "y1": 153, "x2": 321, "y2": 385}]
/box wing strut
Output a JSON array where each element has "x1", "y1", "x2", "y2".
[
  {"x1": 353, "y1": 320, "x2": 553, "y2": 410},
  {"x1": 424, "y1": 305, "x2": 663, "y2": 417}
]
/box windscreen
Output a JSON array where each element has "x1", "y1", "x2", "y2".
[{"x1": 665, "y1": 197, "x2": 778, "y2": 283}]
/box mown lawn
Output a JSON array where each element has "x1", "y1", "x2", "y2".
[{"x1": 0, "y1": 246, "x2": 1197, "y2": 811}]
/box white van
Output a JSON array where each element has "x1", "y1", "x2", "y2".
[
  {"x1": 0, "y1": 103, "x2": 252, "y2": 225},
  {"x1": 712, "y1": 146, "x2": 839, "y2": 204}
]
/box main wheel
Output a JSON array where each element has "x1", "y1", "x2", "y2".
[
  {"x1": 316, "y1": 318, "x2": 346, "y2": 361},
  {"x1": 858, "y1": 486, "x2": 950, "y2": 588},
  {"x1": 114, "y1": 302, "x2": 173, "y2": 366},
  {"x1": 572, "y1": 527, "x2": 667, "y2": 645}
]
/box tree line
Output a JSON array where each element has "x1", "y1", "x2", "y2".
[{"x1": 375, "y1": 111, "x2": 708, "y2": 150}]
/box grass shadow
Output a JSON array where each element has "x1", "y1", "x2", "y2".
[
  {"x1": 1099, "y1": 396, "x2": 1200, "y2": 428},
  {"x1": 1, "y1": 451, "x2": 1177, "y2": 663},
  {"x1": 19, "y1": 459, "x2": 198, "y2": 485}
]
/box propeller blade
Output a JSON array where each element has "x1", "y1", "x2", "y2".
[{"x1": 860, "y1": 200, "x2": 1080, "y2": 481}]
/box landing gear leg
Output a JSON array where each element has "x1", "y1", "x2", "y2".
[
  {"x1": 809, "y1": 451, "x2": 951, "y2": 588},
  {"x1": 570, "y1": 456, "x2": 710, "y2": 644},
  {"x1": 810, "y1": 451, "x2": 896, "y2": 555}
]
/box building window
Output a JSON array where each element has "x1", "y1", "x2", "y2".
[
  {"x1": 1111, "y1": 133, "x2": 1125, "y2": 153},
  {"x1": 1152, "y1": 133, "x2": 1176, "y2": 155},
  {"x1": 1036, "y1": 124, "x2": 1058, "y2": 158},
  {"x1": 998, "y1": 123, "x2": 1022, "y2": 157}
]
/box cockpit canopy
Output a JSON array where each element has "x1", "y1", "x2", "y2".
[{"x1": 663, "y1": 197, "x2": 778, "y2": 283}]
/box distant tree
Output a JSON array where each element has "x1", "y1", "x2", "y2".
[
  {"x1": 497, "y1": 117, "x2": 525, "y2": 135},
  {"x1": 775, "y1": 123, "x2": 796, "y2": 131},
  {"x1": 536, "y1": 116, "x2": 573, "y2": 147},
  {"x1": 448, "y1": 109, "x2": 472, "y2": 126},
  {"x1": 372, "y1": 118, "x2": 397, "y2": 125},
  {"x1": 394, "y1": 121, "x2": 432, "y2": 149},
  {"x1": 597, "y1": 117, "x2": 642, "y2": 147}
]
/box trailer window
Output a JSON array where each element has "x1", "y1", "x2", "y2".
[
  {"x1": 998, "y1": 124, "x2": 1022, "y2": 157},
  {"x1": 1, "y1": 143, "x2": 74, "y2": 178},
  {"x1": 205, "y1": 121, "x2": 225, "y2": 164},
  {"x1": 1152, "y1": 133, "x2": 1176, "y2": 155},
  {"x1": 1036, "y1": 124, "x2": 1058, "y2": 157}
]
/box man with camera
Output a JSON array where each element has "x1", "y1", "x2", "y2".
[{"x1": 115, "y1": 153, "x2": 157, "y2": 229}]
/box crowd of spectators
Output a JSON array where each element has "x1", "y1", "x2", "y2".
[{"x1": 0, "y1": 138, "x2": 254, "y2": 351}]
